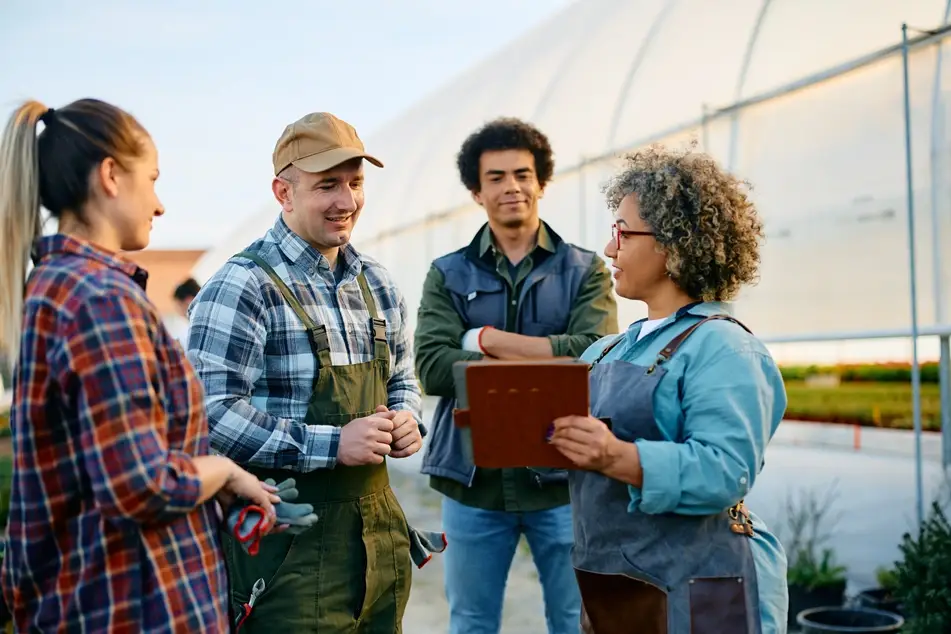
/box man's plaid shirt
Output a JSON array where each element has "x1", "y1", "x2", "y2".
[
  {"x1": 1, "y1": 235, "x2": 229, "y2": 633},
  {"x1": 186, "y1": 216, "x2": 423, "y2": 471}
]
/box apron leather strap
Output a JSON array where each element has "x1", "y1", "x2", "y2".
[
  {"x1": 656, "y1": 314, "x2": 752, "y2": 363},
  {"x1": 591, "y1": 313, "x2": 752, "y2": 368}
]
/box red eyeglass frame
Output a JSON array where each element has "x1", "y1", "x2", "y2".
[{"x1": 611, "y1": 223, "x2": 654, "y2": 249}]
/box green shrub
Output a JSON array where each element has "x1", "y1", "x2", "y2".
[
  {"x1": 779, "y1": 362, "x2": 940, "y2": 384},
  {"x1": 893, "y1": 501, "x2": 951, "y2": 633},
  {"x1": 783, "y1": 381, "x2": 942, "y2": 430}
]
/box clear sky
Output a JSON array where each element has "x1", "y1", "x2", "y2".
[{"x1": 1, "y1": 0, "x2": 574, "y2": 249}]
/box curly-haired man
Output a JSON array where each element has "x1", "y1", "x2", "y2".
[{"x1": 414, "y1": 117, "x2": 618, "y2": 633}]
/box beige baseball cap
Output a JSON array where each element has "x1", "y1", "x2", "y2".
[{"x1": 272, "y1": 112, "x2": 383, "y2": 176}]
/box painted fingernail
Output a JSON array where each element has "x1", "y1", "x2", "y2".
[{"x1": 545, "y1": 424, "x2": 555, "y2": 442}]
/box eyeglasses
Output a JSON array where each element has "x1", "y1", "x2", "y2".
[{"x1": 611, "y1": 223, "x2": 654, "y2": 250}]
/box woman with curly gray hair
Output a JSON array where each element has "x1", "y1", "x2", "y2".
[{"x1": 550, "y1": 145, "x2": 789, "y2": 633}]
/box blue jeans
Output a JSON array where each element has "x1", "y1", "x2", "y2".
[{"x1": 441, "y1": 497, "x2": 581, "y2": 634}]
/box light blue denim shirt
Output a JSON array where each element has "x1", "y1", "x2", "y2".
[{"x1": 581, "y1": 301, "x2": 789, "y2": 632}]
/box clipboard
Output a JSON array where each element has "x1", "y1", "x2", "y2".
[{"x1": 451, "y1": 358, "x2": 590, "y2": 469}]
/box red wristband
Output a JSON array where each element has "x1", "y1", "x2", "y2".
[{"x1": 477, "y1": 326, "x2": 494, "y2": 354}]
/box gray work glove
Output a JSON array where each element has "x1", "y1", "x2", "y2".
[
  {"x1": 408, "y1": 525, "x2": 447, "y2": 569},
  {"x1": 226, "y1": 477, "x2": 319, "y2": 555},
  {"x1": 262, "y1": 478, "x2": 319, "y2": 535}
]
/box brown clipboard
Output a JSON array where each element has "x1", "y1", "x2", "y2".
[{"x1": 451, "y1": 358, "x2": 589, "y2": 469}]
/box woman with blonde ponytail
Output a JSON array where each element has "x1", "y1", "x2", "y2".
[{"x1": 0, "y1": 99, "x2": 281, "y2": 633}]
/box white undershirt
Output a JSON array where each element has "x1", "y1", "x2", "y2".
[{"x1": 636, "y1": 318, "x2": 667, "y2": 342}]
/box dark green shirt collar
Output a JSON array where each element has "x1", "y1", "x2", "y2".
[{"x1": 477, "y1": 221, "x2": 557, "y2": 259}]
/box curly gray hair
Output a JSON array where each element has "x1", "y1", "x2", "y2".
[{"x1": 602, "y1": 144, "x2": 765, "y2": 302}]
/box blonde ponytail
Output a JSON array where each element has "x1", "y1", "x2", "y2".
[{"x1": 0, "y1": 101, "x2": 46, "y2": 367}]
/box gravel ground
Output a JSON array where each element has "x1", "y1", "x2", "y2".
[{"x1": 390, "y1": 467, "x2": 550, "y2": 634}]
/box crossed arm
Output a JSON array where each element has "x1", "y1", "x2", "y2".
[{"x1": 414, "y1": 257, "x2": 618, "y2": 396}]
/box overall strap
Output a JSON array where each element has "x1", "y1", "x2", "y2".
[
  {"x1": 355, "y1": 271, "x2": 379, "y2": 319},
  {"x1": 355, "y1": 269, "x2": 389, "y2": 362},
  {"x1": 235, "y1": 251, "x2": 331, "y2": 355}
]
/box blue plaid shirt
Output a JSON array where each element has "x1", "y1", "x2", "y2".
[{"x1": 186, "y1": 216, "x2": 422, "y2": 472}]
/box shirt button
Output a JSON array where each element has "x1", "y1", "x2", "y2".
[{"x1": 511, "y1": 300, "x2": 516, "y2": 305}]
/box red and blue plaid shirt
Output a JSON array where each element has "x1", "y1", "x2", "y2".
[{"x1": 1, "y1": 235, "x2": 229, "y2": 633}]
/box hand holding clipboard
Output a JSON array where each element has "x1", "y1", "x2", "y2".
[{"x1": 451, "y1": 358, "x2": 590, "y2": 469}]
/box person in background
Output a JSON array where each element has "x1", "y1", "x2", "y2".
[
  {"x1": 415, "y1": 117, "x2": 618, "y2": 634},
  {"x1": 549, "y1": 144, "x2": 788, "y2": 633},
  {"x1": 0, "y1": 98, "x2": 280, "y2": 633},
  {"x1": 187, "y1": 111, "x2": 425, "y2": 632},
  {"x1": 174, "y1": 277, "x2": 201, "y2": 316},
  {"x1": 168, "y1": 277, "x2": 201, "y2": 345}
]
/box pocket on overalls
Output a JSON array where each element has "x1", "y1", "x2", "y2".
[
  {"x1": 688, "y1": 576, "x2": 750, "y2": 634},
  {"x1": 575, "y1": 568, "x2": 668, "y2": 634},
  {"x1": 351, "y1": 488, "x2": 412, "y2": 627},
  {"x1": 222, "y1": 527, "x2": 300, "y2": 616}
]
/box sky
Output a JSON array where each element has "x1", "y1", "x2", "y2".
[{"x1": 0, "y1": 0, "x2": 575, "y2": 249}]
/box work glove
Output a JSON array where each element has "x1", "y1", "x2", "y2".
[
  {"x1": 262, "y1": 478, "x2": 320, "y2": 535},
  {"x1": 408, "y1": 525, "x2": 448, "y2": 569},
  {"x1": 226, "y1": 477, "x2": 319, "y2": 555}
]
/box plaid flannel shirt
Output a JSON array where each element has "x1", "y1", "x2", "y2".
[
  {"x1": 1, "y1": 235, "x2": 229, "y2": 633},
  {"x1": 186, "y1": 216, "x2": 422, "y2": 471}
]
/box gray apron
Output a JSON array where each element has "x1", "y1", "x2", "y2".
[{"x1": 571, "y1": 314, "x2": 762, "y2": 634}]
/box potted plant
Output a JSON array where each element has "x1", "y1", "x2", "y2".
[
  {"x1": 795, "y1": 606, "x2": 904, "y2": 633},
  {"x1": 852, "y1": 565, "x2": 903, "y2": 616},
  {"x1": 779, "y1": 484, "x2": 848, "y2": 625},
  {"x1": 787, "y1": 547, "x2": 849, "y2": 624},
  {"x1": 891, "y1": 500, "x2": 951, "y2": 633}
]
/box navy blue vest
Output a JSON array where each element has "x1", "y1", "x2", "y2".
[{"x1": 420, "y1": 223, "x2": 599, "y2": 486}]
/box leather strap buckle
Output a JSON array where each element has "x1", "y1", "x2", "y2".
[{"x1": 728, "y1": 501, "x2": 754, "y2": 537}]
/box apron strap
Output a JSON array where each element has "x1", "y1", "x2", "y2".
[
  {"x1": 591, "y1": 334, "x2": 626, "y2": 366},
  {"x1": 593, "y1": 314, "x2": 753, "y2": 372},
  {"x1": 656, "y1": 314, "x2": 752, "y2": 364},
  {"x1": 355, "y1": 270, "x2": 389, "y2": 362},
  {"x1": 234, "y1": 251, "x2": 332, "y2": 358}
]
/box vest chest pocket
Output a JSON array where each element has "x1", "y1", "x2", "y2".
[
  {"x1": 522, "y1": 280, "x2": 570, "y2": 335},
  {"x1": 444, "y1": 274, "x2": 506, "y2": 330}
]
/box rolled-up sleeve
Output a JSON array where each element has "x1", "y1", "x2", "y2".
[
  {"x1": 631, "y1": 349, "x2": 784, "y2": 515},
  {"x1": 187, "y1": 263, "x2": 340, "y2": 471},
  {"x1": 60, "y1": 293, "x2": 202, "y2": 525},
  {"x1": 414, "y1": 265, "x2": 484, "y2": 398},
  {"x1": 548, "y1": 256, "x2": 618, "y2": 358}
]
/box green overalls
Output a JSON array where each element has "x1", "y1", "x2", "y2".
[{"x1": 221, "y1": 251, "x2": 412, "y2": 633}]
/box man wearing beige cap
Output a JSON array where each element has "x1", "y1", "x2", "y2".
[{"x1": 187, "y1": 112, "x2": 426, "y2": 632}]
